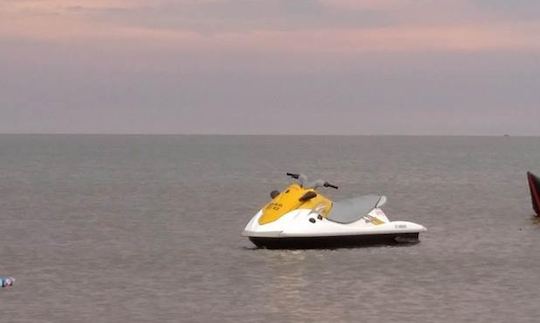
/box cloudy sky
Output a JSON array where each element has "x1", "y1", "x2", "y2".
[{"x1": 1, "y1": 0, "x2": 539, "y2": 135}]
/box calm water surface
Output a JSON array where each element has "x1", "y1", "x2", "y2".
[{"x1": 1, "y1": 135, "x2": 540, "y2": 322}]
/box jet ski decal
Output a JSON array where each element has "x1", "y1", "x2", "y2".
[
  {"x1": 363, "y1": 215, "x2": 385, "y2": 225},
  {"x1": 528, "y1": 171, "x2": 540, "y2": 216}
]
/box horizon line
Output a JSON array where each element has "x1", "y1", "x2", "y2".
[{"x1": 0, "y1": 132, "x2": 536, "y2": 137}]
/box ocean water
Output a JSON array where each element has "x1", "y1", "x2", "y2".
[{"x1": 1, "y1": 134, "x2": 540, "y2": 322}]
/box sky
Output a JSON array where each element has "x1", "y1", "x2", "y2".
[{"x1": 1, "y1": 0, "x2": 539, "y2": 135}]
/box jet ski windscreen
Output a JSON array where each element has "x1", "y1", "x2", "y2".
[{"x1": 527, "y1": 172, "x2": 540, "y2": 216}]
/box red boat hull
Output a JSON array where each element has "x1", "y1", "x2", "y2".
[{"x1": 527, "y1": 172, "x2": 540, "y2": 216}]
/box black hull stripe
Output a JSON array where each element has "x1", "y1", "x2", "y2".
[{"x1": 249, "y1": 233, "x2": 420, "y2": 249}]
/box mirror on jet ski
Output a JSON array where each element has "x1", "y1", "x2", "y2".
[
  {"x1": 270, "y1": 190, "x2": 280, "y2": 199},
  {"x1": 299, "y1": 191, "x2": 317, "y2": 202}
]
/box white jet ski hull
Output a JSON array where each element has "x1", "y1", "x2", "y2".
[{"x1": 243, "y1": 208, "x2": 426, "y2": 249}]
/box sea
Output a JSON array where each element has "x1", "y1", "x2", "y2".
[{"x1": 1, "y1": 134, "x2": 540, "y2": 322}]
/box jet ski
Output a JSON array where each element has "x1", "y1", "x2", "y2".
[
  {"x1": 527, "y1": 171, "x2": 540, "y2": 216},
  {"x1": 242, "y1": 173, "x2": 427, "y2": 249}
]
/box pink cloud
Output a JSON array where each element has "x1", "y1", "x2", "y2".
[
  {"x1": 318, "y1": 0, "x2": 415, "y2": 11},
  {"x1": 2, "y1": 13, "x2": 538, "y2": 54},
  {"x1": 0, "y1": 0, "x2": 149, "y2": 12},
  {"x1": 223, "y1": 23, "x2": 540, "y2": 53},
  {"x1": 1, "y1": 0, "x2": 539, "y2": 54}
]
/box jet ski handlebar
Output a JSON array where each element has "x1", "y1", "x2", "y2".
[
  {"x1": 287, "y1": 173, "x2": 338, "y2": 189},
  {"x1": 323, "y1": 182, "x2": 339, "y2": 189},
  {"x1": 286, "y1": 172, "x2": 300, "y2": 179},
  {"x1": 286, "y1": 172, "x2": 308, "y2": 187}
]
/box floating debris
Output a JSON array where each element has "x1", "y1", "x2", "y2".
[{"x1": 1, "y1": 276, "x2": 15, "y2": 288}]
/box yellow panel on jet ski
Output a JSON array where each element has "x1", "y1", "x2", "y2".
[{"x1": 259, "y1": 183, "x2": 332, "y2": 225}]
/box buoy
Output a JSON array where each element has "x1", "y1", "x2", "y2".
[{"x1": 1, "y1": 276, "x2": 15, "y2": 287}]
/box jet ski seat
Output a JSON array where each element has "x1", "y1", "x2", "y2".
[{"x1": 327, "y1": 195, "x2": 384, "y2": 224}]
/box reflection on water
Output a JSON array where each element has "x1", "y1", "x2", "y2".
[{"x1": 265, "y1": 251, "x2": 310, "y2": 321}]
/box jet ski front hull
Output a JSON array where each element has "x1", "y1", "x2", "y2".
[{"x1": 249, "y1": 232, "x2": 420, "y2": 249}]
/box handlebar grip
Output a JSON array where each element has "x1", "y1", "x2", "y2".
[
  {"x1": 324, "y1": 182, "x2": 339, "y2": 189},
  {"x1": 286, "y1": 172, "x2": 300, "y2": 179}
]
